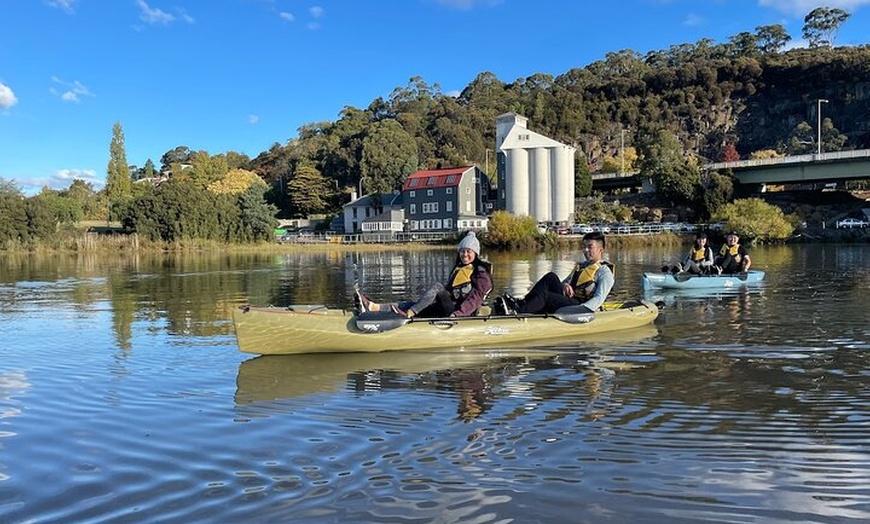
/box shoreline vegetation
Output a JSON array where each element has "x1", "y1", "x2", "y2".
[{"x1": 0, "y1": 226, "x2": 864, "y2": 255}]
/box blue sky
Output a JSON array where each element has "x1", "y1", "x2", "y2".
[{"x1": 2, "y1": 0, "x2": 869, "y2": 195}]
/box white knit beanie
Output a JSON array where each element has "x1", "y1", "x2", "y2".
[{"x1": 457, "y1": 232, "x2": 480, "y2": 256}]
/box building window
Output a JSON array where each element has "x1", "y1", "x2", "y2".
[
  {"x1": 427, "y1": 189, "x2": 433, "y2": 196},
  {"x1": 466, "y1": 187, "x2": 471, "y2": 194},
  {"x1": 446, "y1": 187, "x2": 452, "y2": 195},
  {"x1": 409, "y1": 190, "x2": 415, "y2": 198},
  {"x1": 410, "y1": 203, "x2": 416, "y2": 215},
  {"x1": 427, "y1": 177, "x2": 437, "y2": 186},
  {"x1": 445, "y1": 218, "x2": 453, "y2": 230},
  {"x1": 446, "y1": 175, "x2": 456, "y2": 184},
  {"x1": 422, "y1": 202, "x2": 439, "y2": 213},
  {"x1": 446, "y1": 201, "x2": 452, "y2": 212},
  {"x1": 352, "y1": 208, "x2": 358, "y2": 218},
  {"x1": 409, "y1": 178, "x2": 419, "y2": 187}
]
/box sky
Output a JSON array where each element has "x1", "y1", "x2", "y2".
[{"x1": 2, "y1": 0, "x2": 869, "y2": 195}]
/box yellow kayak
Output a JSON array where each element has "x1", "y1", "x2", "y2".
[{"x1": 232, "y1": 300, "x2": 660, "y2": 355}]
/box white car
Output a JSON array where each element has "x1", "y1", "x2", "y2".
[
  {"x1": 836, "y1": 218, "x2": 869, "y2": 229},
  {"x1": 571, "y1": 223, "x2": 594, "y2": 234}
]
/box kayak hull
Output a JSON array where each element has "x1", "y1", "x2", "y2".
[
  {"x1": 232, "y1": 300, "x2": 660, "y2": 355},
  {"x1": 642, "y1": 270, "x2": 765, "y2": 290}
]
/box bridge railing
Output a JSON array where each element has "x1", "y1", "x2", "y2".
[{"x1": 705, "y1": 148, "x2": 870, "y2": 170}]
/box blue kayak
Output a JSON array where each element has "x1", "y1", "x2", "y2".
[{"x1": 642, "y1": 270, "x2": 766, "y2": 290}]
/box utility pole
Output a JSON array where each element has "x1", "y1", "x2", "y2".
[{"x1": 817, "y1": 98, "x2": 829, "y2": 155}]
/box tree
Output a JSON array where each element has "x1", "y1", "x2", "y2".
[
  {"x1": 287, "y1": 164, "x2": 334, "y2": 217},
  {"x1": 719, "y1": 143, "x2": 740, "y2": 162},
  {"x1": 106, "y1": 122, "x2": 132, "y2": 221},
  {"x1": 238, "y1": 184, "x2": 278, "y2": 241},
  {"x1": 696, "y1": 171, "x2": 734, "y2": 219},
  {"x1": 208, "y1": 168, "x2": 266, "y2": 195},
  {"x1": 820, "y1": 117, "x2": 848, "y2": 152},
  {"x1": 639, "y1": 129, "x2": 700, "y2": 205},
  {"x1": 143, "y1": 159, "x2": 156, "y2": 179},
  {"x1": 160, "y1": 146, "x2": 192, "y2": 171},
  {"x1": 575, "y1": 154, "x2": 592, "y2": 197},
  {"x1": 755, "y1": 24, "x2": 791, "y2": 54},
  {"x1": 803, "y1": 7, "x2": 850, "y2": 48},
  {"x1": 360, "y1": 119, "x2": 418, "y2": 195},
  {"x1": 786, "y1": 121, "x2": 815, "y2": 154}
]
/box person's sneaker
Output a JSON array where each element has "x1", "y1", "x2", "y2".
[
  {"x1": 355, "y1": 290, "x2": 376, "y2": 313},
  {"x1": 502, "y1": 294, "x2": 519, "y2": 315},
  {"x1": 494, "y1": 296, "x2": 507, "y2": 316}
]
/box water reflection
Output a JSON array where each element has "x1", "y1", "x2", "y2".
[
  {"x1": 2, "y1": 244, "x2": 869, "y2": 523},
  {"x1": 233, "y1": 350, "x2": 558, "y2": 419}
]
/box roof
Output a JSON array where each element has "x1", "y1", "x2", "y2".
[
  {"x1": 363, "y1": 208, "x2": 405, "y2": 223},
  {"x1": 402, "y1": 166, "x2": 473, "y2": 191},
  {"x1": 343, "y1": 192, "x2": 402, "y2": 208}
]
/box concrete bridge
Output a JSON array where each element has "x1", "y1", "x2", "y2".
[{"x1": 591, "y1": 149, "x2": 870, "y2": 191}]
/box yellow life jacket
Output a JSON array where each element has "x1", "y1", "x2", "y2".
[
  {"x1": 569, "y1": 261, "x2": 615, "y2": 299},
  {"x1": 718, "y1": 243, "x2": 742, "y2": 262},
  {"x1": 689, "y1": 245, "x2": 707, "y2": 263},
  {"x1": 448, "y1": 264, "x2": 474, "y2": 300}
]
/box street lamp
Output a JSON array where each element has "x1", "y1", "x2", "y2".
[{"x1": 817, "y1": 98, "x2": 829, "y2": 155}]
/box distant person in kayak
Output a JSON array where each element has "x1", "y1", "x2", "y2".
[
  {"x1": 667, "y1": 232, "x2": 714, "y2": 275},
  {"x1": 496, "y1": 231, "x2": 613, "y2": 315},
  {"x1": 713, "y1": 231, "x2": 751, "y2": 274},
  {"x1": 355, "y1": 232, "x2": 493, "y2": 318}
]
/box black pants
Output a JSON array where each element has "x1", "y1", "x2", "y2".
[
  {"x1": 517, "y1": 272, "x2": 582, "y2": 314},
  {"x1": 716, "y1": 255, "x2": 742, "y2": 273}
]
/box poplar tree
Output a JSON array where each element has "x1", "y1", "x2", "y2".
[{"x1": 106, "y1": 122, "x2": 132, "y2": 221}]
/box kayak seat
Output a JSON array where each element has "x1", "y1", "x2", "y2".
[
  {"x1": 355, "y1": 310, "x2": 412, "y2": 333},
  {"x1": 552, "y1": 305, "x2": 596, "y2": 324}
]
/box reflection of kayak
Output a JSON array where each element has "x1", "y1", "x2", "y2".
[
  {"x1": 232, "y1": 300, "x2": 660, "y2": 355},
  {"x1": 235, "y1": 350, "x2": 553, "y2": 404},
  {"x1": 642, "y1": 270, "x2": 765, "y2": 290}
]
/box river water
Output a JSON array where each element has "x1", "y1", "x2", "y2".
[{"x1": 0, "y1": 243, "x2": 868, "y2": 523}]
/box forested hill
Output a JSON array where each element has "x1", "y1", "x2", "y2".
[{"x1": 243, "y1": 34, "x2": 870, "y2": 217}]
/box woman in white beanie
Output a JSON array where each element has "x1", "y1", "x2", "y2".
[{"x1": 356, "y1": 232, "x2": 493, "y2": 318}]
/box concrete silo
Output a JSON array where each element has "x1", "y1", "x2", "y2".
[{"x1": 495, "y1": 113, "x2": 576, "y2": 225}]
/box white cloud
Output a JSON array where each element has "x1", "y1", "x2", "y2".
[
  {"x1": 759, "y1": 0, "x2": 870, "y2": 17},
  {"x1": 307, "y1": 22, "x2": 321, "y2": 30},
  {"x1": 17, "y1": 168, "x2": 101, "y2": 195},
  {"x1": 249, "y1": 114, "x2": 259, "y2": 124},
  {"x1": 52, "y1": 168, "x2": 102, "y2": 189},
  {"x1": 46, "y1": 0, "x2": 76, "y2": 13},
  {"x1": 0, "y1": 82, "x2": 18, "y2": 109},
  {"x1": 50, "y1": 77, "x2": 94, "y2": 103},
  {"x1": 136, "y1": 0, "x2": 175, "y2": 25},
  {"x1": 279, "y1": 11, "x2": 295, "y2": 22},
  {"x1": 309, "y1": 6, "x2": 324, "y2": 18},
  {"x1": 683, "y1": 13, "x2": 705, "y2": 27}
]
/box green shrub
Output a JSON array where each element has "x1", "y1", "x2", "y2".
[
  {"x1": 483, "y1": 211, "x2": 540, "y2": 250},
  {"x1": 713, "y1": 198, "x2": 795, "y2": 243}
]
